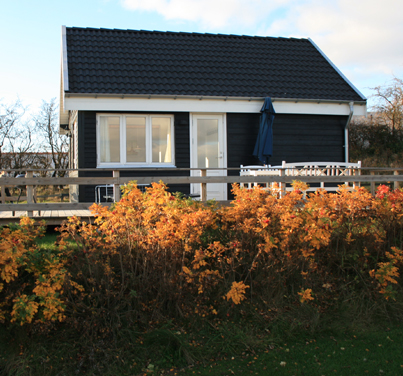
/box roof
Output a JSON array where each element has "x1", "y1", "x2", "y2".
[{"x1": 62, "y1": 27, "x2": 366, "y2": 102}]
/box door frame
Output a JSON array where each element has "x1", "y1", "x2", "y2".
[{"x1": 189, "y1": 113, "x2": 227, "y2": 200}]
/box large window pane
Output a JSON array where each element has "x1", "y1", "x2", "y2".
[
  {"x1": 100, "y1": 116, "x2": 120, "y2": 163},
  {"x1": 152, "y1": 117, "x2": 172, "y2": 163},
  {"x1": 126, "y1": 117, "x2": 146, "y2": 163},
  {"x1": 197, "y1": 119, "x2": 219, "y2": 168}
]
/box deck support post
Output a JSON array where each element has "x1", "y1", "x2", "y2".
[
  {"x1": 394, "y1": 171, "x2": 399, "y2": 190},
  {"x1": 26, "y1": 171, "x2": 34, "y2": 217},
  {"x1": 279, "y1": 168, "x2": 285, "y2": 198},
  {"x1": 370, "y1": 172, "x2": 375, "y2": 195},
  {"x1": 113, "y1": 170, "x2": 121, "y2": 202},
  {"x1": 200, "y1": 169, "x2": 207, "y2": 201},
  {"x1": 0, "y1": 185, "x2": 4, "y2": 204}
]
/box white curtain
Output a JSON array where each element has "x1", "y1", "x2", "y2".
[
  {"x1": 100, "y1": 117, "x2": 111, "y2": 162},
  {"x1": 164, "y1": 133, "x2": 171, "y2": 163}
]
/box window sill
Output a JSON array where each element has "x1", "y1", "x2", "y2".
[{"x1": 97, "y1": 164, "x2": 177, "y2": 169}]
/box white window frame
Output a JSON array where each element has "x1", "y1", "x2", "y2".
[{"x1": 96, "y1": 113, "x2": 175, "y2": 168}]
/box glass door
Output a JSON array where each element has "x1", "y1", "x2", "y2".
[{"x1": 191, "y1": 114, "x2": 227, "y2": 200}]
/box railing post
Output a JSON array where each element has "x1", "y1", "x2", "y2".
[
  {"x1": 0, "y1": 185, "x2": 4, "y2": 204},
  {"x1": 69, "y1": 170, "x2": 79, "y2": 203},
  {"x1": 279, "y1": 168, "x2": 285, "y2": 198},
  {"x1": 113, "y1": 170, "x2": 120, "y2": 202},
  {"x1": 394, "y1": 170, "x2": 399, "y2": 190},
  {"x1": 200, "y1": 169, "x2": 207, "y2": 201},
  {"x1": 370, "y1": 171, "x2": 375, "y2": 195},
  {"x1": 352, "y1": 169, "x2": 357, "y2": 189},
  {"x1": 26, "y1": 171, "x2": 34, "y2": 217}
]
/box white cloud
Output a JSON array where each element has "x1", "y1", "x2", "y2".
[
  {"x1": 264, "y1": 0, "x2": 403, "y2": 78},
  {"x1": 121, "y1": 0, "x2": 291, "y2": 28}
]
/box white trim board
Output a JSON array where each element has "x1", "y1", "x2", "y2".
[
  {"x1": 61, "y1": 26, "x2": 69, "y2": 92},
  {"x1": 64, "y1": 96, "x2": 367, "y2": 116},
  {"x1": 59, "y1": 26, "x2": 70, "y2": 128}
]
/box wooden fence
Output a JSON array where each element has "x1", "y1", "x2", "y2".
[{"x1": 1, "y1": 167, "x2": 403, "y2": 216}]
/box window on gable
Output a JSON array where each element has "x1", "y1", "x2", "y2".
[{"x1": 97, "y1": 114, "x2": 175, "y2": 167}]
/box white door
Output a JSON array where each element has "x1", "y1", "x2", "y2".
[{"x1": 191, "y1": 114, "x2": 227, "y2": 200}]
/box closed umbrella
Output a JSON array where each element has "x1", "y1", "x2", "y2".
[{"x1": 253, "y1": 97, "x2": 276, "y2": 164}]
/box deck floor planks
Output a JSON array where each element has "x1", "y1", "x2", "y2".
[
  {"x1": 79, "y1": 210, "x2": 93, "y2": 217},
  {"x1": 0, "y1": 209, "x2": 93, "y2": 225}
]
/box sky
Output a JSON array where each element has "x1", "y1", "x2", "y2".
[{"x1": 1, "y1": 0, "x2": 402, "y2": 116}]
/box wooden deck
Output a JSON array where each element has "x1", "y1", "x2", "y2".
[{"x1": 0, "y1": 209, "x2": 94, "y2": 226}]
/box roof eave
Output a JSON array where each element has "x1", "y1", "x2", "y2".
[
  {"x1": 59, "y1": 25, "x2": 70, "y2": 129},
  {"x1": 64, "y1": 92, "x2": 367, "y2": 105}
]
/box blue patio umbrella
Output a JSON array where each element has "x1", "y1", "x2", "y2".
[{"x1": 253, "y1": 97, "x2": 276, "y2": 164}]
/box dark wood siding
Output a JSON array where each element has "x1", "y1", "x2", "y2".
[
  {"x1": 77, "y1": 111, "x2": 190, "y2": 202},
  {"x1": 77, "y1": 111, "x2": 347, "y2": 202},
  {"x1": 78, "y1": 111, "x2": 97, "y2": 169},
  {"x1": 227, "y1": 113, "x2": 347, "y2": 168},
  {"x1": 271, "y1": 114, "x2": 347, "y2": 165},
  {"x1": 227, "y1": 113, "x2": 261, "y2": 169},
  {"x1": 226, "y1": 113, "x2": 347, "y2": 199}
]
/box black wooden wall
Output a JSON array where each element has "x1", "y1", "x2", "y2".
[
  {"x1": 271, "y1": 114, "x2": 347, "y2": 165},
  {"x1": 76, "y1": 111, "x2": 347, "y2": 202},
  {"x1": 226, "y1": 113, "x2": 347, "y2": 169},
  {"x1": 226, "y1": 113, "x2": 347, "y2": 199}
]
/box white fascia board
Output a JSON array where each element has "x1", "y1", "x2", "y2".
[
  {"x1": 273, "y1": 100, "x2": 366, "y2": 116},
  {"x1": 61, "y1": 26, "x2": 69, "y2": 91},
  {"x1": 59, "y1": 26, "x2": 69, "y2": 128},
  {"x1": 64, "y1": 95, "x2": 367, "y2": 116}
]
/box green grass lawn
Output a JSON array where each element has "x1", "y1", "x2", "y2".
[
  {"x1": 34, "y1": 231, "x2": 58, "y2": 250},
  {"x1": 35, "y1": 228, "x2": 78, "y2": 251},
  {"x1": 1, "y1": 321, "x2": 402, "y2": 376},
  {"x1": 176, "y1": 326, "x2": 403, "y2": 376}
]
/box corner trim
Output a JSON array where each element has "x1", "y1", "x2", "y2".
[
  {"x1": 62, "y1": 25, "x2": 69, "y2": 92},
  {"x1": 344, "y1": 102, "x2": 354, "y2": 162}
]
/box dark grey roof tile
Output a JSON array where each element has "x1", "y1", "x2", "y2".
[{"x1": 64, "y1": 27, "x2": 364, "y2": 101}]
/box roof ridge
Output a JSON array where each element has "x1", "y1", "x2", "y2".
[{"x1": 65, "y1": 26, "x2": 306, "y2": 41}]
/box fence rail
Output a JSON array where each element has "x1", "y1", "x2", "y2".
[{"x1": 1, "y1": 167, "x2": 403, "y2": 216}]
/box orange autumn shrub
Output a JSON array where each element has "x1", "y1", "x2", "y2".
[
  {"x1": 370, "y1": 246, "x2": 403, "y2": 300},
  {"x1": 0, "y1": 218, "x2": 72, "y2": 325},
  {"x1": 221, "y1": 183, "x2": 403, "y2": 306},
  {"x1": 56, "y1": 182, "x2": 403, "y2": 329},
  {"x1": 58, "y1": 182, "x2": 220, "y2": 327}
]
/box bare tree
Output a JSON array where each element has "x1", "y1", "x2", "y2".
[
  {"x1": 35, "y1": 98, "x2": 69, "y2": 176},
  {"x1": 0, "y1": 100, "x2": 28, "y2": 171},
  {"x1": 349, "y1": 77, "x2": 403, "y2": 167},
  {"x1": 371, "y1": 77, "x2": 403, "y2": 137}
]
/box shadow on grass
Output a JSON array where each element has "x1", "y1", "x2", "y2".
[{"x1": 1, "y1": 298, "x2": 403, "y2": 376}]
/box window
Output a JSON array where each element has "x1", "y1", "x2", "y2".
[{"x1": 97, "y1": 114, "x2": 175, "y2": 167}]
